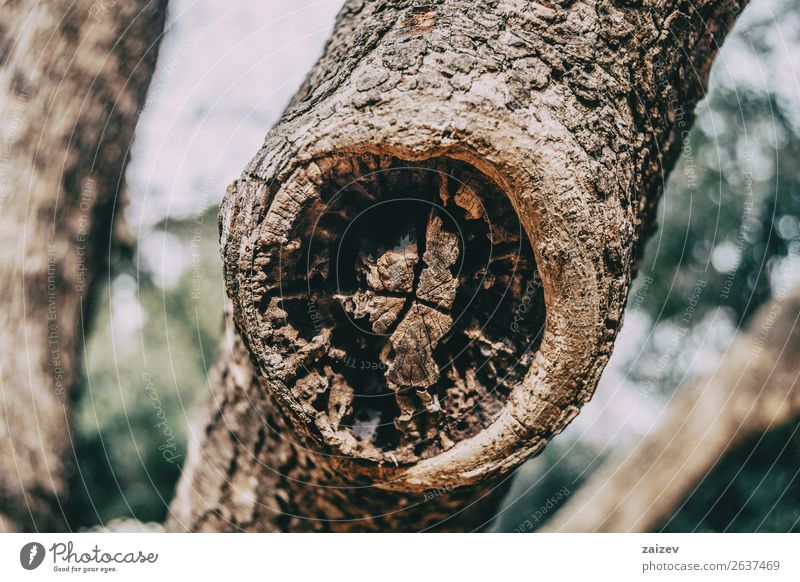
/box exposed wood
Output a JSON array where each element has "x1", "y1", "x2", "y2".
[
  {"x1": 0, "y1": 0, "x2": 167, "y2": 531},
  {"x1": 170, "y1": 0, "x2": 747, "y2": 531}
]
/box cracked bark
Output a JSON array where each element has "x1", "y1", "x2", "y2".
[
  {"x1": 0, "y1": 0, "x2": 166, "y2": 532},
  {"x1": 169, "y1": 0, "x2": 747, "y2": 531}
]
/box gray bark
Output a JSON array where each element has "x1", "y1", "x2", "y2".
[
  {"x1": 0, "y1": 0, "x2": 167, "y2": 532},
  {"x1": 169, "y1": 0, "x2": 747, "y2": 531}
]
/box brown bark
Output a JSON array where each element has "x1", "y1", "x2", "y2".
[
  {"x1": 543, "y1": 284, "x2": 800, "y2": 533},
  {"x1": 169, "y1": 0, "x2": 747, "y2": 532},
  {"x1": 0, "y1": 0, "x2": 166, "y2": 532}
]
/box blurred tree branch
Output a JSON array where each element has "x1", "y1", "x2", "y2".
[
  {"x1": 0, "y1": 0, "x2": 167, "y2": 532},
  {"x1": 544, "y1": 283, "x2": 800, "y2": 532}
]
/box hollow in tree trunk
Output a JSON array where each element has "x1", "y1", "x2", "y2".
[{"x1": 169, "y1": 0, "x2": 748, "y2": 532}]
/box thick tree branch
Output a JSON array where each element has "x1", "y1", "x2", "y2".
[
  {"x1": 0, "y1": 0, "x2": 166, "y2": 531},
  {"x1": 170, "y1": 0, "x2": 747, "y2": 531}
]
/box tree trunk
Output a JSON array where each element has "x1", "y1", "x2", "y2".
[
  {"x1": 169, "y1": 0, "x2": 747, "y2": 532},
  {"x1": 543, "y1": 283, "x2": 800, "y2": 533},
  {"x1": 0, "y1": 0, "x2": 167, "y2": 532}
]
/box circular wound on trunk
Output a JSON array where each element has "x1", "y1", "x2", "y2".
[{"x1": 250, "y1": 154, "x2": 545, "y2": 464}]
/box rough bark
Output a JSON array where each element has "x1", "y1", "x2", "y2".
[
  {"x1": 0, "y1": 0, "x2": 167, "y2": 532},
  {"x1": 542, "y1": 284, "x2": 800, "y2": 533},
  {"x1": 169, "y1": 0, "x2": 747, "y2": 532}
]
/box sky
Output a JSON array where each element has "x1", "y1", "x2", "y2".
[{"x1": 126, "y1": 0, "x2": 345, "y2": 231}]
